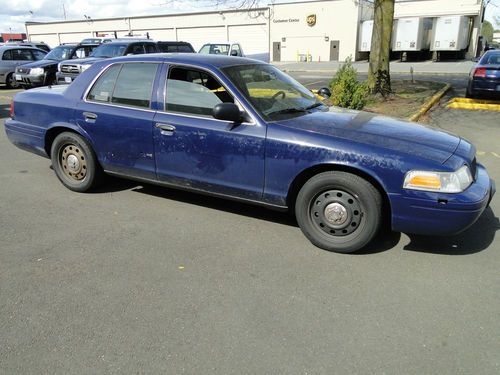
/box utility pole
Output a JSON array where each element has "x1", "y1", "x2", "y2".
[{"x1": 62, "y1": 3, "x2": 67, "y2": 20}]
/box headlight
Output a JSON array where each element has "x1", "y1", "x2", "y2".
[
  {"x1": 30, "y1": 67, "x2": 44, "y2": 75},
  {"x1": 80, "y1": 64, "x2": 92, "y2": 72},
  {"x1": 403, "y1": 165, "x2": 473, "y2": 193},
  {"x1": 57, "y1": 63, "x2": 62, "y2": 72}
]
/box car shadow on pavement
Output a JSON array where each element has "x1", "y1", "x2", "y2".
[
  {"x1": 403, "y1": 207, "x2": 499, "y2": 255},
  {"x1": 111, "y1": 177, "x2": 299, "y2": 227}
]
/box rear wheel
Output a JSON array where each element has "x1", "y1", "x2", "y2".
[
  {"x1": 5, "y1": 73, "x2": 19, "y2": 89},
  {"x1": 50, "y1": 132, "x2": 103, "y2": 192},
  {"x1": 295, "y1": 171, "x2": 383, "y2": 253}
]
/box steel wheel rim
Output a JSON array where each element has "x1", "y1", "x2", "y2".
[
  {"x1": 59, "y1": 144, "x2": 87, "y2": 181},
  {"x1": 310, "y1": 189, "x2": 363, "y2": 237}
]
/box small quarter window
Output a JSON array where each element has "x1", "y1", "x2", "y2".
[{"x1": 88, "y1": 64, "x2": 121, "y2": 103}]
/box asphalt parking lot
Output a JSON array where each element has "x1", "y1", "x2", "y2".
[{"x1": 1, "y1": 76, "x2": 499, "y2": 374}]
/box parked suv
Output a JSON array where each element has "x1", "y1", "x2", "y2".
[
  {"x1": 157, "y1": 41, "x2": 195, "y2": 53},
  {"x1": 56, "y1": 40, "x2": 158, "y2": 84},
  {"x1": 0, "y1": 46, "x2": 47, "y2": 88},
  {"x1": 15, "y1": 43, "x2": 98, "y2": 88}
]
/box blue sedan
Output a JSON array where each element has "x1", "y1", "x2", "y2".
[{"x1": 4, "y1": 54, "x2": 495, "y2": 253}]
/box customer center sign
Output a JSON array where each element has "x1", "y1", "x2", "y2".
[{"x1": 272, "y1": 18, "x2": 300, "y2": 23}]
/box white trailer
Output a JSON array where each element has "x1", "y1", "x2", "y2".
[
  {"x1": 358, "y1": 20, "x2": 373, "y2": 52},
  {"x1": 431, "y1": 15, "x2": 471, "y2": 51},
  {"x1": 392, "y1": 17, "x2": 433, "y2": 51}
]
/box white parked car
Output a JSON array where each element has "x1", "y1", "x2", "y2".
[{"x1": 198, "y1": 42, "x2": 245, "y2": 57}]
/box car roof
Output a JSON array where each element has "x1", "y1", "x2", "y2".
[
  {"x1": 202, "y1": 42, "x2": 239, "y2": 44},
  {"x1": 101, "y1": 53, "x2": 264, "y2": 69},
  {"x1": 0, "y1": 45, "x2": 46, "y2": 52},
  {"x1": 103, "y1": 39, "x2": 155, "y2": 45}
]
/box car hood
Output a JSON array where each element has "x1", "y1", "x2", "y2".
[
  {"x1": 60, "y1": 57, "x2": 105, "y2": 65},
  {"x1": 274, "y1": 107, "x2": 460, "y2": 164},
  {"x1": 17, "y1": 60, "x2": 58, "y2": 69}
]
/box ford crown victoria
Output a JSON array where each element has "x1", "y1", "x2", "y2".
[{"x1": 4, "y1": 54, "x2": 495, "y2": 253}]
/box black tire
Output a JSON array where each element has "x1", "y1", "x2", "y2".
[
  {"x1": 5, "y1": 73, "x2": 19, "y2": 89},
  {"x1": 50, "y1": 132, "x2": 103, "y2": 192},
  {"x1": 295, "y1": 171, "x2": 382, "y2": 253},
  {"x1": 45, "y1": 74, "x2": 56, "y2": 86},
  {"x1": 465, "y1": 88, "x2": 474, "y2": 99}
]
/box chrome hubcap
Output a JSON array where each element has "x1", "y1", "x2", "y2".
[{"x1": 310, "y1": 189, "x2": 363, "y2": 236}]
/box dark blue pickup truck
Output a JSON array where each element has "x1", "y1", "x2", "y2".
[{"x1": 4, "y1": 54, "x2": 495, "y2": 253}]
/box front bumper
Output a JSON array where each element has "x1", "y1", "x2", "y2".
[
  {"x1": 390, "y1": 163, "x2": 495, "y2": 236},
  {"x1": 56, "y1": 72, "x2": 79, "y2": 84},
  {"x1": 15, "y1": 73, "x2": 45, "y2": 86}
]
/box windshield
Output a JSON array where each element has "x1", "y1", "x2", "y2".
[
  {"x1": 91, "y1": 44, "x2": 126, "y2": 58},
  {"x1": 45, "y1": 46, "x2": 75, "y2": 61},
  {"x1": 199, "y1": 44, "x2": 230, "y2": 55},
  {"x1": 222, "y1": 64, "x2": 322, "y2": 120}
]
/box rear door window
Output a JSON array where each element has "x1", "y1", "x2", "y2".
[{"x1": 87, "y1": 63, "x2": 158, "y2": 109}]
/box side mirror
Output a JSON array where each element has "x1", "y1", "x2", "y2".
[
  {"x1": 230, "y1": 50, "x2": 238, "y2": 56},
  {"x1": 317, "y1": 87, "x2": 331, "y2": 98},
  {"x1": 213, "y1": 103, "x2": 242, "y2": 122}
]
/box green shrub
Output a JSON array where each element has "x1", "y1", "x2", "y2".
[{"x1": 329, "y1": 57, "x2": 369, "y2": 110}]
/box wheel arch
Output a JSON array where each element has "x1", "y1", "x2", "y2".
[
  {"x1": 44, "y1": 124, "x2": 93, "y2": 158},
  {"x1": 286, "y1": 163, "x2": 392, "y2": 222}
]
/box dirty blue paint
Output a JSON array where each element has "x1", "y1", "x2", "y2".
[{"x1": 4, "y1": 54, "x2": 495, "y2": 236}]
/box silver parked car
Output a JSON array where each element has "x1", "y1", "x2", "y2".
[{"x1": 0, "y1": 46, "x2": 47, "y2": 88}]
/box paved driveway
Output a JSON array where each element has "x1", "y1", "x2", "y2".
[{"x1": 0, "y1": 83, "x2": 499, "y2": 374}]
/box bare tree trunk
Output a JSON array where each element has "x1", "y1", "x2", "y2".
[{"x1": 368, "y1": 0, "x2": 395, "y2": 96}]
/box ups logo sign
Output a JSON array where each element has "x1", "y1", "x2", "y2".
[{"x1": 306, "y1": 14, "x2": 316, "y2": 27}]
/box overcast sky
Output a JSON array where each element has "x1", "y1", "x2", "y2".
[{"x1": 1, "y1": 0, "x2": 499, "y2": 34}]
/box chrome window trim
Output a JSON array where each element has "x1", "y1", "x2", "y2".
[
  {"x1": 83, "y1": 61, "x2": 160, "y2": 112},
  {"x1": 162, "y1": 62, "x2": 257, "y2": 126}
]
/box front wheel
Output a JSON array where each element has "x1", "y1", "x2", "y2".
[
  {"x1": 50, "y1": 132, "x2": 103, "y2": 192},
  {"x1": 5, "y1": 73, "x2": 19, "y2": 89},
  {"x1": 295, "y1": 171, "x2": 383, "y2": 253}
]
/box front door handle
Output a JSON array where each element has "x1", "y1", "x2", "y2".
[{"x1": 155, "y1": 123, "x2": 176, "y2": 135}]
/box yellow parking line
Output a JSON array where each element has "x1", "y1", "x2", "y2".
[{"x1": 492, "y1": 152, "x2": 500, "y2": 158}]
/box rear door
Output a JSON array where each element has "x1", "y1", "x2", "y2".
[
  {"x1": 75, "y1": 62, "x2": 160, "y2": 179},
  {"x1": 152, "y1": 64, "x2": 266, "y2": 200}
]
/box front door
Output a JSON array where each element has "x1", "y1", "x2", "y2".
[
  {"x1": 330, "y1": 40, "x2": 340, "y2": 61},
  {"x1": 152, "y1": 65, "x2": 266, "y2": 201}
]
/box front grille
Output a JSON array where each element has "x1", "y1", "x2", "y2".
[{"x1": 60, "y1": 65, "x2": 80, "y2": 74}]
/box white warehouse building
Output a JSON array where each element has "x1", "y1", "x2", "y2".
[{"x1": 25, "y1": 0, "x2": 485, "y2": 62}]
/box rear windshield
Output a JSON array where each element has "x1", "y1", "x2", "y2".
[{"x1": 480, "y1": 52, "x2": 500, "y2": 65}]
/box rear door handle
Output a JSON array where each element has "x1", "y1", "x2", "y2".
[
  {"x1": 155, "y1": 123, "x2": 176, "y2": 135},
  {"x1": 83, "y1": 112, "x2": 97, "y2": 121}
]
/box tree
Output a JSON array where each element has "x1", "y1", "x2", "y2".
[
  {"x1": 482, "y1": 20, "x2": 494, "y2": 43},
  {"x1": 367, "y1": 0, "x2": 395, "y2": 97}
]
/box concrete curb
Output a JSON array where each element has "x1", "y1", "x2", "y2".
[{"x1": 407, "y1": 83, "x2": 451, "y2": 122}]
